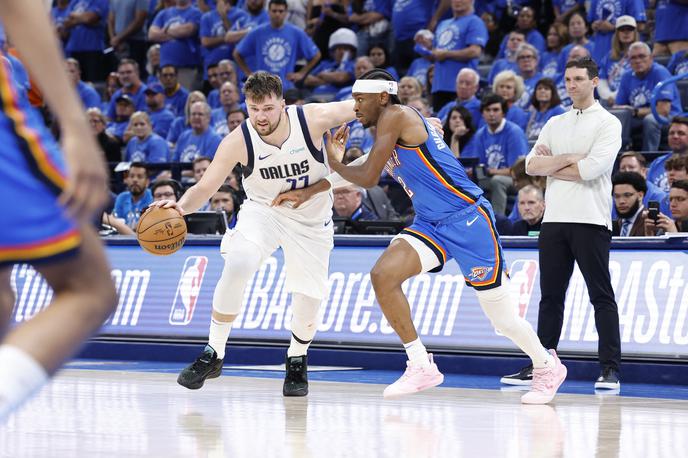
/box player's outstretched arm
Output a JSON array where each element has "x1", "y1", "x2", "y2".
[
  {"x1": 154, "y1": 128, "x2": 248, "y2": 215},
  {"x1": 0, "y1": 1, "x2": 108, "y2": 221},
  {"x1": 303, "y1": 100, "x2": 356, "y2": 136}
]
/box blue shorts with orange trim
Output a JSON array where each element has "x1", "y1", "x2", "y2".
[
  {"x1": 0, "y1": 82, "x2": 80, "y2": 267},
  {"x1": 397, "y1": 198, "x2": 505, "y2": 291}
]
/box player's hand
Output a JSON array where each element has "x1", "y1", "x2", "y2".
[
  {"x1": 149, "y1": 199, "x2": 185, "y2": 216},
  {"x1": 272, "y1": 188, "x2": 313, "y2": 209},
  {"x1": 534, "y1": 144, "x2": 552, "y2": 156},
  {"x1": 58, "y1": 128, "x2": 109, "y2": 222},
  {"x1": 325, "y1": 123, "x2": 349, "y2": 164}
]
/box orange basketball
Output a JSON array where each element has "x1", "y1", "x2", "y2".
[{"x1": 136, "y1": 206, "x2": 187, "y2": 256}]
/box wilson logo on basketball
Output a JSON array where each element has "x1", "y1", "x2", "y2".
[{"x1": 169, "y1": 256, "x2": 208, "y2": 325}]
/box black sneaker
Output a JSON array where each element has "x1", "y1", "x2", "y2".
[
  {"x1": 500, "y1": 364, "x2": 533, "y2": 386},
  {"x1": 177, "y1": 347, "x2": 223, "y2": 390},
  {"x1": 283, "y1": 355, "x2": 308, "y2": 397},
  {"x1": 594, "y1": 367, "x2": 620, "y2": 390}
]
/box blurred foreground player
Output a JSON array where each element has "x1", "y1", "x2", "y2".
[
  {"x1": 154, "y1": 72, "x2": 358, "y2": 396},
  {"x1": 0, "y1": 1, "x2": 117, "y2": 421},
  {"x1": 274, "y1": 69, "x2": 567, "y2": 404}
]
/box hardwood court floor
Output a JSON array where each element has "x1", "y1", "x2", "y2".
[{"x1": 1, "y1": 367, "x2": 687, "y2": 458}]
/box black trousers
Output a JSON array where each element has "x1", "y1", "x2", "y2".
[{"x1": 537, "y1": 222, "x2": 621, "y2": 371}]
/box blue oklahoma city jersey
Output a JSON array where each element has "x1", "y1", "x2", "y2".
[{"x1": 390, "y1": 110, "x2": 504, "y2": 290}]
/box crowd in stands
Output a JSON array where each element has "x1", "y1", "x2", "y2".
[{"x1": 2, "y1": 0, "x2": 687, "y2": 235}]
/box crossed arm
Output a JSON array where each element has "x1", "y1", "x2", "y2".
[{"x1": 525, "y1": 144, "x2": 584, "y2": 181}]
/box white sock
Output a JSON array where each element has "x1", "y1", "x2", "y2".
[
  {"x1": 403, "y1": 338, "x2": 430, "y2": 368},
  {"x1": 287, "y1": 294, "x2": 321, "y2": 357},
  {"x1": 0, "y1": 345, "x2": 49, "y2": 421},
  {"x1": 208, "y1": 318, "x2": 233, "y2": 360}
]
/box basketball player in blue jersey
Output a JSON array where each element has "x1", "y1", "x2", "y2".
[
  {"x1": 0, "y1": 1, "x2": 117, "y2": 422},
  {"x1": 275, "y1": 69, "x2": 568, "y2": 404}
]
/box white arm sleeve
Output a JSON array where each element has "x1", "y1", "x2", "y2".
[{"x1": 325, "y1": 153, "x2": 370, "y2": 189}]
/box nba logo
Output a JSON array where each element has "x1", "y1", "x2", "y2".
[
  {"x1": 508, "y1": 260, "x2": 539, "y2": 318},
  {"x1": 169, "y1": 256, "x2": 208, "y2": 325}
]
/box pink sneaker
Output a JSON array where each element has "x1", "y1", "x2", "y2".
[
  {"x1": 521, "y1": 350, "x2": 567, "y2": 405},
  {"x1": 383, "y1": 354, "x2": 444, "y2": 399}
]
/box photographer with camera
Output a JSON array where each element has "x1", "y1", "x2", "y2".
[{"x1": 644, "y1": 180, "x2": 688, "y2": 235}]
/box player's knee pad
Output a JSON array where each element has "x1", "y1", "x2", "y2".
[
  {"x1": 290, "y1": 293, "x2": 322, "y2": 341},
  {"x1": 475, "y1": 275, "x2": 521, "y2": 335},
  {"x1": 212, "y1": 233, "x2": 264, "y2": 316}
]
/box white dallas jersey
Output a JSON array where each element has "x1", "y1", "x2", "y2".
[{"x1": 240, "y1": 105, "x2": 332, "y2": 225}]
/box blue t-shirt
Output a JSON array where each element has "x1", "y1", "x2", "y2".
[
  {"x1": 432, "y1": 13, "x2": 488, "y2": 93},
  {"x1": 557, "y1": 42, "x2": 596, "y2": 74},
  {"x1": 506, "y1": 105, "x2": 529, "y2": 131},
  {"x1": 553, "y1": 0, "x2": 585, "y2": 12},
  {"x1": 105, "y1": 119, "x2": 130, "y2": 141},
  {"x1": 65, "y1": 0, "x2": 109, "y2": 53},
  {"x1": 148, "y1": 107, "x2": 176, "y2": 138},
  {"x1": 525, "y1": 105, "x2": 566, "y2": 140},
  {"x1": 540, "y1": 50, "x2": 561, "y2": 78},
  {"x1": 167, "y1": 116, "x2": 189, "y2": 145},
  {"x1": 210, "y1": 107, "x2": 229, "y2": 136},
  {"x1": 554, "y1": 72, "x2": 572, "y2": 107},
  {"x1": 164, "y1": 85, "x2": 189, "y2": 117},
  {"x1": 487, "y1": 58, "x2": 518, "y2": 85},
  {"x1": 406, "y1": 57, "x2": 432, "y2": 87},
  {"x1": 52, "y1": 5, "x2": 71, "y2": 30},
  {"x1": 114, "y1": 189, "x2": 153, "y2": 228},
  {"x1": 437, "y1": 96, "x2": 482, "y2": 130},
  {"x1": 515, "y1": 73, "x2": 543, "y2": 109},
  {"x1": 647, "y1": 152, "x2": 672, "y2": 192},
  {"x1": 125, "y1": 133, "x2": 170, "y2": 162},
  {"x1": 77, "y1": 80, "x2": 102, "y2": 109},
  {"x1": 615, "y1": 62, "x2": 682, "y2": 116},
  {"x1": 667, "y1": 50, "x2": 688, "y2": 76},
  {"x1": 468, "y1": 120, "x2": 529, "y2": 169},
  {"x1": 588, "y1": 0, "x2": 646, "y2": 63},
  {"x1": 309, "y1": 58, "x2": 355, "y2": 95},
  {"x1": 152, "y1": 6, "x2": 203, "y2": 67},
  {"x1": 207, "y1": 88, "x2": 221, "y2": 109},
  {"x1": 174, "y1": 128, "x2": 222, "y2": 162},
  {"x1": 391, "y1": 0, "x2": 434, "y2": 41},
  {"x1": 235, "y1": 23, "x2": 319, "y2": 91},
  {"x1": 655, "y1": 0, "x2": 688, "y2": 42},
  {"x1": 107, "y1": 85, "x2": 148, "y2": 119},
  {"x1": 200, "y1": 8, "x2": 249, "y2": 71},
  {"x1": 346, "y1": 120, "x2": 374, "y2": 153},
  {"x1": 599, "y1": 51, "x2": 631, "y2": 92}
]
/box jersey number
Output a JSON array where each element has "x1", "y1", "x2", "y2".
[{"x1": 286, "y1": 176, "x2": 309, "y2": 190}]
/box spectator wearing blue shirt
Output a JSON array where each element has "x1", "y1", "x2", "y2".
[
  {"x1": 496, "y1": 7, "x2": 545, "y2": 59},
  {"x1": 114, "y1": 162, "x2": 153, "y2": 229},
  {"x1": 553, "y1": 0, "x2": 584, "y2": 21},
  {"x1": 557, "y1": 12, "x2": 595, "y2": 74},
  {"x1": 206, "y1": 59, "x2": 239, "y2": 108},
  {"x1": 349, "y1": 0, "x2": 393, "y2": 61},
  {"x1": 66, "y1": 58, "x2": 102, "y2": 109},
  {"x1": 597, "y1": 16, "x2": 637, "y2": 107},
  {"x1": 145, "y1": 43, "x2": 161, "y2": 85},
  {"x1": 62, "y1": 0, "x2": 109, "y2": 81},
  {"x1": 210, "y1": 81, "x2": 241, "y2": 136},
  {"x1": 173, "y1": 101, "x2": 222, "y2": 162},
  {"x1": 304, "y1": 27, "x2": 357, "y2": 99},
  {"x1": 223, "y1": 0, "x2": 269, "y2": 51},
  {"x1": 554, "y1": 44, "x2": 592, "y2": 108},
  {"x1": 487, "y1": 31, "x2": 524, "y2": 85},
  {"x1": 333, "y1": 56, "x2": 374, "y2": 101},
  {"x1": 654, "y1": 0, "x2": 688, "y2": 57},
  {"x1": 233, "y1": 0, "x2": 321, "y2": 91},
  {"x1": 167, "y1": 90, "x2": 207, "y2": 147},
  {"x1": 125, "y1": 111, "x2": 171, "y2": 162},
  {"x1": 107, "y1": 59, "x2": 147, "y2": 120},
  {"x1": 437, "y1": 68, "x2": 482, "y2": 129},
  {"x1": 468, "y1": 94, "x2": 530, "y2": 215},
  {"x1": 148, "y1": 0, "x2": 203, "y2": 89},
  {"x1": 430, "y1": 0, "x2": 487, "y2": 113},
  {"x1": 107, "y1": 0, "x2": 149, "y2": 74},
  {"x1": 367, "y1": 43, "x2": 398, "y2": 81},
  {"x1": 667, "y1": 50, "x2": 688, "y2": 76},
  {"x1": 106, "y1": 94, "x2": 136, "y2": 143},
  {"x1": 159, "y1": 65, "x2": 190, "y2": 116},
  {"x1": 647, "y1": 117, "x2": 688, "y2": 192},
  {"x1": 406, "y1": 29, "x2": 433, "y2": 88},
  {"x1": 492, "y1": 70, "x2": 530, "y2": 131},
  {"x1": 144, "y1": 83, "x2": 176, "y2": 138},
  {"x1": 588, "y1": 0, "x2": 645, "y2": 64},
  {"x1": 614, "y1": 42, "x2": 682, "y2": 152},
  {"x1": 199, "y1": 0, "x2": 249, "y2": 74},
  {"x1": 390, "y1": 0, "x2": 449, "y2": 74},
  {"x1": 525, "y1": 78, "x2": 566, "y2": 141},
  {"x1": 515, "y1": 43, "x2": 543, "y2": 109},
  {"x1": 540, "y1": 23, "x2": 568, "y2": 79}
]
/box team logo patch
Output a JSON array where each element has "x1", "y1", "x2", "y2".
[
  {"x1": 169, "y1": 256, "x2": 208, "y2": 325},
  {"x1": 469, "y1": 266, "x2": 493, "y2": 281}
]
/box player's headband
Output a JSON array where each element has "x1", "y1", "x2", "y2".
[{"x1": 351, "y1": 79, "x2": 398, "y2": 95}]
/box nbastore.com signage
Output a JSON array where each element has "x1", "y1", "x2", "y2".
[{"x1": 8, "y1": 238, "x2": 688, "y2": 359}]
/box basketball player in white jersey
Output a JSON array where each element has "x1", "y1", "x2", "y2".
[{"x1": 153, "y1": 71, "x2": 358, "y2": 396}]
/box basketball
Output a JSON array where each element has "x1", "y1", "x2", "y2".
[{"x1": 136, "y1": 206, "x2": 187, "y2": 256}]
